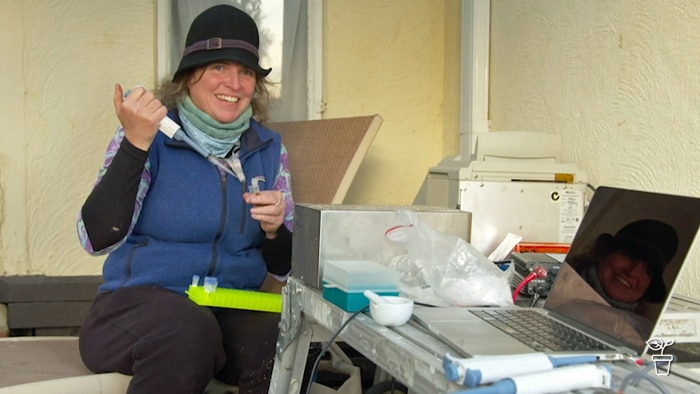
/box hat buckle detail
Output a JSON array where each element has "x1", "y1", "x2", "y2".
[{"x1": 207, "y1": 37, "x2": 223, "y2": 50}]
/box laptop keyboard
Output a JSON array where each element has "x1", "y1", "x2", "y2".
[{"x1": 471, "y1": 309, "x2": 615, "y2": 352}]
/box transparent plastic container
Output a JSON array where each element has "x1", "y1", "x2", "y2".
[{"x1": 322, "y1": 260, "x2": 400, "y2": 292}]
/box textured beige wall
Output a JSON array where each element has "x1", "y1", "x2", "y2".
[
  {"x1": 325, "y1": 0, "x2": 461, "y2": 205},
  {"x1": 0, "y1": 0, "x2": 156, "y2": 275},
  {"x1": 0, "y1": 0, "x2": 459, "y2": 275},
  {"x1": 0, "y1": 0, "x2": 28, "y2": 275},
  {"x1": 490, "y1": 0, "x2": 700, "y2": 297}
]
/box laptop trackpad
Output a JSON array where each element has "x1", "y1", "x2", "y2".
[{"x1": 429, "y1": 321, "x2": 534, "y2": 356}]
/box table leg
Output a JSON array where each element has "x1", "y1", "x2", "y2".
[{"x1": 270, "y1": 316, "x2": 313, "y2": 394}]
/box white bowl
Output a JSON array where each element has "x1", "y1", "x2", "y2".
[{"x1": 369, "y1": 296, "x2": 414, "y2": 326}]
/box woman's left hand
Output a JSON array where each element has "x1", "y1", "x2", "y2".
[{"x1": 244, "y1": 191, "x2": 285, "y2": 239}]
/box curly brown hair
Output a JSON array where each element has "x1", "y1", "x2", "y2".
[{"x1": 154, "y1": 66, "x2": 274, "y2": 123}]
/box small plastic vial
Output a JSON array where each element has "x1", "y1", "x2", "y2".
[
  {"x1": 248, "y1": 182, "x2": 260, "y2": 194},
  {"x1": 191, "y1": 275, "x2": 200, "y2": 287},
  {"x1": 203, "y1": 276, "x2": 218, "y2": 293}
]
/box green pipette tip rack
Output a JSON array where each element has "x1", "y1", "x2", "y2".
[{"x1": 187, "y1": 285, "x2": 282, "y2": 313}]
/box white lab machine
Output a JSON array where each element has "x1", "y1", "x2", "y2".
[{"x1": 414, "y1": 131, "x2": 588, "y2": 255}]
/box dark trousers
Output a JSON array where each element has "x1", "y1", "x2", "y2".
[{"x1": 79, "y1": 286, "x2": 280, "y2": 394}]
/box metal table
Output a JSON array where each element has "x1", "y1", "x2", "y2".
[{"x1": 270, "y1": 277, "x2": 700, "y2": 394}]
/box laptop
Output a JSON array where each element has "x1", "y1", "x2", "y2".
[{"x1": 409, "y1": 186, "x2": 700, "y2": 359}]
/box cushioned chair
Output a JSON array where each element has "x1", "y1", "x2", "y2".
[{"x1": 268, "y1": 114, "x2": 382, "y2": 204}]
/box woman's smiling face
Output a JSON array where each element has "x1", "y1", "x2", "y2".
[
  {"x1": 188, "y1": 61, "x2": 256, "y2": 123},
  {"x1": 597, "y1": 251, "x2": 653, "y2": 303}
]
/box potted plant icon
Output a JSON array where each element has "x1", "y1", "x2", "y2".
[{"x1": 646, "y1": 337, "x2": 675, "y2": 376}]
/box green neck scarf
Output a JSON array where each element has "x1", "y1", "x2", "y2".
[{"x1": 177, "y1": 96, "x2": 252, "y2": 157}]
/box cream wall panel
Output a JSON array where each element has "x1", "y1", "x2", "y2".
[
  {"x1": 324, "y1": 0, "x2": 460, "y2": 205},
  {"x1": 0, "y1": 0, "x2": 156, "y2": 275},
  {"x1": 489, "y1": 0, "x2": 700, "y2": 297},
  {"x1": 0, "y1": 0, "x2": 28, "y2": 274}
]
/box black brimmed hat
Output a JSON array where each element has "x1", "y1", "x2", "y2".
[
  {"x1": 595, "y1": 219, "x2": 679, "y2": 303},
  {"x1": 174, "y1": 4, "x2": 271, "y2": 80}
]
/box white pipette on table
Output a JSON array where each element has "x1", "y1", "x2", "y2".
[
  {"x1": 443, "y1": 351, "x2": 599, "y2": 387},
  {"x1": 449, "y1": 363, "x2": 612, "y2": 394}
]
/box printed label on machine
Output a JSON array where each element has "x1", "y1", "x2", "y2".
[{"x1": 558, "y1": 189, "x2": 585, "y2": 243}]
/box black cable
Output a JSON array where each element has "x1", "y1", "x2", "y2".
[
  {"x1": 365, "y1": 378, "x2": 408, "y2": 394},
  {"x1": 304, "y1": 306, "x2": 369, "y2": 394},
  {"x1": 528, "y1": 285, "x2": 548, "y2": 308}
]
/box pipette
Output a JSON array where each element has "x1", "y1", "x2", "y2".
[
  {"x1": 158, "y1": 116, "x2": 242, "y2": 181},
  {"x1": 443, "y1": 352, "x2": 598, "y2": 387},
  {"x1": 122, "y1": 88, "x2": 243, "y2": 182},
  {"x1": 449, "y1": 352, "x2": 599, "y2": 387},
  {"x1": 449, "y1": 364, "x2": 612, "y2": 394}
]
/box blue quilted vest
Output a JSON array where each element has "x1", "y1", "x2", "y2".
[{"x1": 99, "y1": 113, "x2": 282, "y2": 295}]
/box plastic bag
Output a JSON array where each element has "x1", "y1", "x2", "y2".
[{"x1": 385, "y1": 209, "x2": 512, "y2": 307}]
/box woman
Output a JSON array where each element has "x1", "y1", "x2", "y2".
[
  {"x1": 76, "y1": 5, "x2": 292, "y2": 394},
  {"x1": 560, "y1": 218, "x2": 679, "y2": 347},
  {"x1": 570, "y1": 218, "x2": 678, "y2": 307}
]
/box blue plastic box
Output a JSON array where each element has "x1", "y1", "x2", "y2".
[
  {"x1": 321, "y1": 260, "x2": 401, "y2": 312},
  {"x1": 322, "y1": 282, "x2": 399, "y2": 312}
]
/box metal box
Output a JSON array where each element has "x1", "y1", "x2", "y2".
[{"x1": 291, "y1": 204, "x2": 472, "y2": 288}]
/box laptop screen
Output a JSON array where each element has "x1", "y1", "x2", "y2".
[{"x1": 543, "y1": 186, "x2": 700, "y2": 352}]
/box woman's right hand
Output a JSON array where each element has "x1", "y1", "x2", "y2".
[{"x1": 113, "y1": 84, "x2": 168, "y2": 151}]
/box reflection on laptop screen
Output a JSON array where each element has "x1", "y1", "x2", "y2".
[{"x1": 543, "y1": 186, "x2": 700, "y2": 351}]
